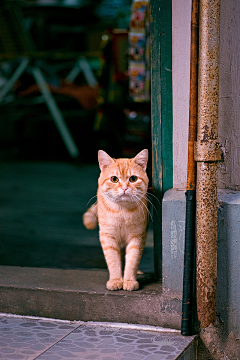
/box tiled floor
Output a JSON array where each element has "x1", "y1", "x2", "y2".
[{"x1": 0, "y1": 314, "x2": 195, "y2": 360}]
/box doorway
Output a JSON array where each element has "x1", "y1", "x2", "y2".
[{"x1": 0, "y1": 0, "x2": 155, "y2": 277}]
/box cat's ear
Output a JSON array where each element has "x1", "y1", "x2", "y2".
[
  {"x1": 98, "y1": 150, "x2": 114, "y2": 171},
  {"x1": 133, "y1": 149, "x2": 148, "y2": 171}
]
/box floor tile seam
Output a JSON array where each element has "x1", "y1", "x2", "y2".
[{"x1": 32, "y1": 326, "x2": 81, "y2": 360}]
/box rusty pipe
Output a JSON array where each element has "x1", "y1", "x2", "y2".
[
  {"x1": 195, "y1": 0, "x2": 221, "y2": 328},
  {"x1": 181, "y1": 0, "x2": 199, "y2": 336},
  {"x1": 187, "y1": 0, "x2": 199, "y2": 192}
]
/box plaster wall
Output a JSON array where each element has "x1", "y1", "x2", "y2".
[
  {"x1": 172, "y1": 0, "x2": 240, "y2": 190},
  {"x1": 218, "y1": 0, "x2": 240, "y2": 190},
  {"x1": 172, "y1": 0, "x2": 191, "y2": 190},
  {"x1": 169, "y1": 0, "x2": 240, "y2": 337},
  {"x1": 162, "y1": 189, "x2": 240, "y2": 336}
]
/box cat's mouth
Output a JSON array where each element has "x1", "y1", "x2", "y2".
[{"x1": 118, "y1": 193, "x2": 132, "y2": 202}]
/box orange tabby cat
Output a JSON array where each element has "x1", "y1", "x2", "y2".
[{"x1": 83, "y1": 149, "x2": 149, "y2": 291}]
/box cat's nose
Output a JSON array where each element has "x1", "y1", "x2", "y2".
[{"x1": 122, "y1": 187, "x2": 128, "y2": 193}]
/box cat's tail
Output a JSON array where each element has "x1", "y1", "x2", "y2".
[{"x1": 83, "y1": 203, "x2": 98, "y2": 230}]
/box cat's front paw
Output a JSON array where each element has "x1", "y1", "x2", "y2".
[
  {"x1": 106, "y1": 279, "x2": 123, "y2": 291},
  {"x1": 123, "y1": 280, "x2": 139, "y2": 291}
]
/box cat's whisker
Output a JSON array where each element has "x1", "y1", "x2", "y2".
[
  {"x1": 144, "y1": 195, "x2": 158, "y2": 215},
  {"x1": 145, "y1": 195, "x2": 155, "y2": 208},
  {"x1": 134, "y1": 194, "x2": 153, "y2": 222},
  {"x1": 86, "y1": 195, "x2": 97, "y2": 208},
  {"x1": 132, "y1": 194, "x2": 140, "y2": 207},
  {"x1": 91, "y1": 202, "x2": 98, "y2": 214},
  {"x1": 132, "y1": 195, "x2": 145, "y2": 218},
  {"x1": 141, "y1": 200, "x2": 153, "y2": 222},
  {"x1": 100, "y1": 196, "x2": 109, "y2": 210},
  {"x1": 146, "y1": 191, "x2": 161, "y2": 205}
]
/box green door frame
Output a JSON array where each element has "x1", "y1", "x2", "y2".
[{"x1": 150, "y1": 0, "x2": 173, "y2": 280}]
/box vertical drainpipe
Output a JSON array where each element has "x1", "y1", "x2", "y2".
[
  {"x1": 195, "y1": 0, "x2": 221, "y2": 328},
  {"x1": 181, "y1": 0, "x2": 199, "y2": 336}
]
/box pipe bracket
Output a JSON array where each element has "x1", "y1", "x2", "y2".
[{"x1": 194, "y1": 140, "x2": 221, "y2": 162}]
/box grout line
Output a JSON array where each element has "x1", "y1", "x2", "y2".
[
  {"x1": 0, "y1": 313, "x2": 80, "y2": 360},
  {"x1": 33, "y1": 327, "x2": 79, "y2": 360}
]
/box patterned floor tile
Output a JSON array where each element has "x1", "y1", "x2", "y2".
[
  {"x1": 0, "y1": 315, "x2": 195, "y2": 360},
  {"x1": 37, "y1": 324, "x2": 194, "y2": 360},
  {"x1": 0, "y1": 316, "x2": 79, "y2": 360}
]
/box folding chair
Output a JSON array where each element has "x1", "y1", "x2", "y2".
[{"x1": 0, "y1": 0, "x2": 80, "y2": 158}]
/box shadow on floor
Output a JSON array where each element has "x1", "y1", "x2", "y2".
[
  {"x1": 0, "y1": 236, "x2": 154, "y2": 272},
  {"x1": 0, "y1": 161, "x2": 154, "y2": 273}
]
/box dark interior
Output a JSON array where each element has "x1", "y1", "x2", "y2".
[{"x1": 0, "y1": 0, "x2": 153, "y2": 273}]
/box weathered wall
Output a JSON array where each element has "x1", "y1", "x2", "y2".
[
  {"x1": 217, "y1": 190, "x2": 240, "y2": 336},
  {"x1": 162, "y1": 189, "x2": 186, "y2": 294},
  {"x1": 218, "y1": 0, "x2": 240, "y2": 190},
  {"x1": 172, "y1": 0, "x2": 191, "y2": 190},
  {"x1": 172, "y1": 0, "x2": 240, "y2": 190},
  {"x1": 169, "y1": 0, "x2": 240, "y2": 337},
  {"x1": 162, "y1": 189, "x2": 240, "y2": 336}
]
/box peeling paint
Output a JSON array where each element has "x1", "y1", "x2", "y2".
[
  {"x1": 170, "y1": 220, "x2": 185, "y2": 260},
  {"x1": 170, "y1": 220, "x2": 178, "y2": 259}
]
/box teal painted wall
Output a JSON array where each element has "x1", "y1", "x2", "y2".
[{"x1": 150, "y1": 0, "x2": 173, "y2": 279}]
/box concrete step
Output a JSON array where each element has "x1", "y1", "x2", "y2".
[
  {"x1": 0, "y1": 314, "x2": 197, "y2": 360},
  {"x1": 0, "y1": 266, "x2": 182, "y2": 330}
]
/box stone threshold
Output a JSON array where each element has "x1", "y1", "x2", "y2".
[{"x1": 0, "y1": 266, "x2": 182, "y2": 331}]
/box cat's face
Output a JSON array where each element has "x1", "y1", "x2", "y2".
[{"x1": 98, "y1": 150, "x2": 149, "y2": 204}]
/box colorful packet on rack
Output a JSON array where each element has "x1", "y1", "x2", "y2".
[
  {"x1": 129, "y1": 32, "x2": 145, "y2": 61},
  {"x1": 129, "y1": 61, "x2": 146, "y2": 101},
  {"x1": 130, "y1": 1, "x2": 149, "y2": 29}
]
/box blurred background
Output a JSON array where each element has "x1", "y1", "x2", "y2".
[{"x1": 0, "y1": 0, "x2": 153, "y2": 273}]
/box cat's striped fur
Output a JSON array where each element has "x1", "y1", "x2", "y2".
[{"x1": 83, "y1": 149, "x2": 149, "y2": 291}]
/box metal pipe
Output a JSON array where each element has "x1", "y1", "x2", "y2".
[
  {"x1": 181, "y1": 190, "x2": 197, "y2": 335},
  {"x1": 181, "y1": 0, "x2": 199, "y2": 336},
  {"x1": 195, "y1": 0, "x2": 221, "y2": 328},
  {"x1": 187, "y1": 0, "x2": 199, "y2": 193}
]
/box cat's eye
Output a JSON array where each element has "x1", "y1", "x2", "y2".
[
  {"x1": 110, "y1": 176, "x2": 119, "y2": 183},
  {"x1": 129, "y1": 175, "x2": 138, "y2": 183}
]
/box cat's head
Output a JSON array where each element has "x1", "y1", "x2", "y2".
[{"x1": 98, "y1": 150, "x2": 149, "y2": 204}]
